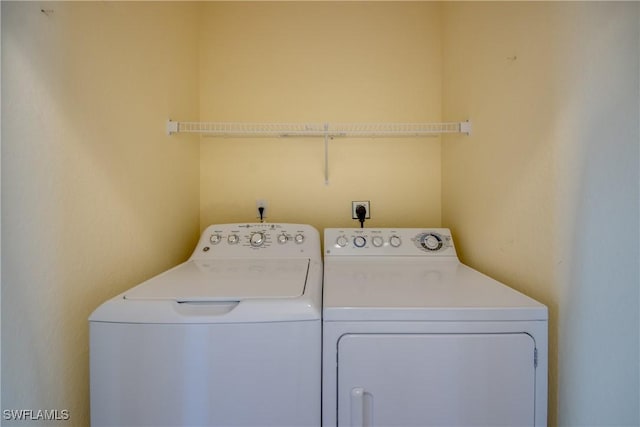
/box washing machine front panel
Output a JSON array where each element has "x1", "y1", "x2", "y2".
[
  {"x1": 91, "y1": 320, "x2": 320, "y2": 427},
  {"x1": 337, "y1": 333, "x2": 536, "y2": 427}
]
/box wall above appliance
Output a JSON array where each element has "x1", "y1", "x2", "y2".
[{"x1": 166, "y1": 120, "x2": 471, "y2": 184}]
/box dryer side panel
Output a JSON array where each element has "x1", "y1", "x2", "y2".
[{"x1": 337, "y1": 333, "x2": 536, "y2": 427}]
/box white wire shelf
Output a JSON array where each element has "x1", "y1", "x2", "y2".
[
  {"x1": 166, "y1": 120, "x2": 471, "y2": 184},
  {"x1": 167, "y1": 120, "x2": 471, "y2": 137},
  {"x1": 169, "y1": 121, "x2": 325, "y2": 137}
]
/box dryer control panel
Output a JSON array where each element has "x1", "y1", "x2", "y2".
[
  {"x1": 325, "y1": 228, "x2": 457, "y2": 257},
  {"x1": 191, "y1": 223, "x2": 321, "y2": 259}
]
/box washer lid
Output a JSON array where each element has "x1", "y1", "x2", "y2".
[
  {"x1": 323, "y1": 258, "x2": 547, "y2": 322},
  {"x1": 124, "y1": 258, "x2": 309, "y2": 302}
]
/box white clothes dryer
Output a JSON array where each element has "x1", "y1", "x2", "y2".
[
  {"x1": 90, "y1": 223, "x2": 322, "y2": 427},
  {"x1": 322, "y1": 228, "x2": 548, "y2": 427}
]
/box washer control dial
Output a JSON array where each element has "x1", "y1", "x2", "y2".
[
  {"x1": 209, "y1": 233, "x2": 222, "y2": 245},
  {"x1": 277, "y1": 234, "x2": 288, "y2": 244},
  {"x1": 249, "y1": 232, "x2": 265, "y2": 247},
  {"x1": 295, "y1": 234, "x2": 305, "y2": 244},
  {"x1": 336, "y1": 236, "x2": 348, "y2": 247},
  {"x1": 353, "y1": 236, "x2": 366, "y2": 248},
  {"x1": 372, "y1": 236, "x2": 384, "y2": 247},
  {"x1": 420, "y1": 233, "x2": 443, "y2": 251},
  {"x1": 227, "y1": 234, "x2": 239, "y2": 245},
  {"x1": 389, "y1": 235, "x2": 402, "y2": 248}
]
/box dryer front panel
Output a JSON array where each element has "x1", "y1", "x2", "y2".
[{"x1": 337, "y1": 333, "x2": 536, "y2": 427}]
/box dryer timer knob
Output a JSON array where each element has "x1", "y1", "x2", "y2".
[{"x1": 420, "y1": 233, "x2": 443, "y2": 251}]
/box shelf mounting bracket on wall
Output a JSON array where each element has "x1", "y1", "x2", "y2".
[
  {"x1": 324, "y1": 123, "x2": 330, "y2": 185},
  {"x1": 167, "y1": 120, "x2": 472, "y2": 184}
]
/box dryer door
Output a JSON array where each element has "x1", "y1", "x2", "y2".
[{"x1": 337, "y1": 333, "x2": 536, "y2": 427}]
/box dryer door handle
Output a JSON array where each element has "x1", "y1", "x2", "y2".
[{"x1": 350, "y1": 387, "x2": 366, "y2": 427}]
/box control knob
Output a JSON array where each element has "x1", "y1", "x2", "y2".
[
  {"x1": 420, "y1": 233, "x2": 443, "y2": 251},
  {"x1": 209, "y1": 234, "x2": 222, "y2": 245},
  {"x1": 336, "y1": 236, "x2": 348, "y2": 247},
  {"x1": 250, "y1": 232, "x2": 265, "y2": 247},
  {"x1": 353, "y1": 236, "x2": 367, "y2": 248},
  {"x1": 277, "y1": 234, "x2": 288, "y2": 244},
  {"x1": 295, "y1": 234, "x2": 305, "y2": 244},
  {"x1": 389, "y1": 235, "x2": 402, "y2": 248},
  {"x1": 372, "y1": 236, "x2": 384, "y2": 247},
  {"x1": 227, "y1": 234, "x2": 239, "y2": 244}
]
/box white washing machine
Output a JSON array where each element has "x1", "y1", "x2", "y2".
[
  {"x1": 322, "y1": 228, "x2": 548, "y2": 427},
  {"x1": 90, "y1": 223, "x2": 322, "y2": 427}
]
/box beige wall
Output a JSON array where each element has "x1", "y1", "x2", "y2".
[
  {"x1": 198, "y1": 2, "x2": 443, "y2": 231},
  {"x1": 1, "y1": 2, "x2": 200, "y2": 425},
  {"x1": 442, "y1": 2, "x2": 639, "y2": 426}
]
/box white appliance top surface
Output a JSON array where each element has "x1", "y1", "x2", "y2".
[
  {"x1": 125, "y1": 258, "x2": 310, "y2": 302},
  {"x1": 90, "y1": 224, "x2": 323, "y2": 324},
  {"x1": 323, "y1": 228, "x2": 547, "y2": 322}
]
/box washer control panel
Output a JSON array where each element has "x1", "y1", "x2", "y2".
[
  {"x1": 325, "y1": 228, "x2": 456, "y2": 257},
  {"x1": 191, "y1": 223, "x2": 320, "y2": 259}
]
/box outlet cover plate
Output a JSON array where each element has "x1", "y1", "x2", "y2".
[
  {"x1": 352, "y1": 201, "x2": 371, "y2": 219},
  {"x1": 256, "y1": 199, "x2": 268, "y2": 220}
]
